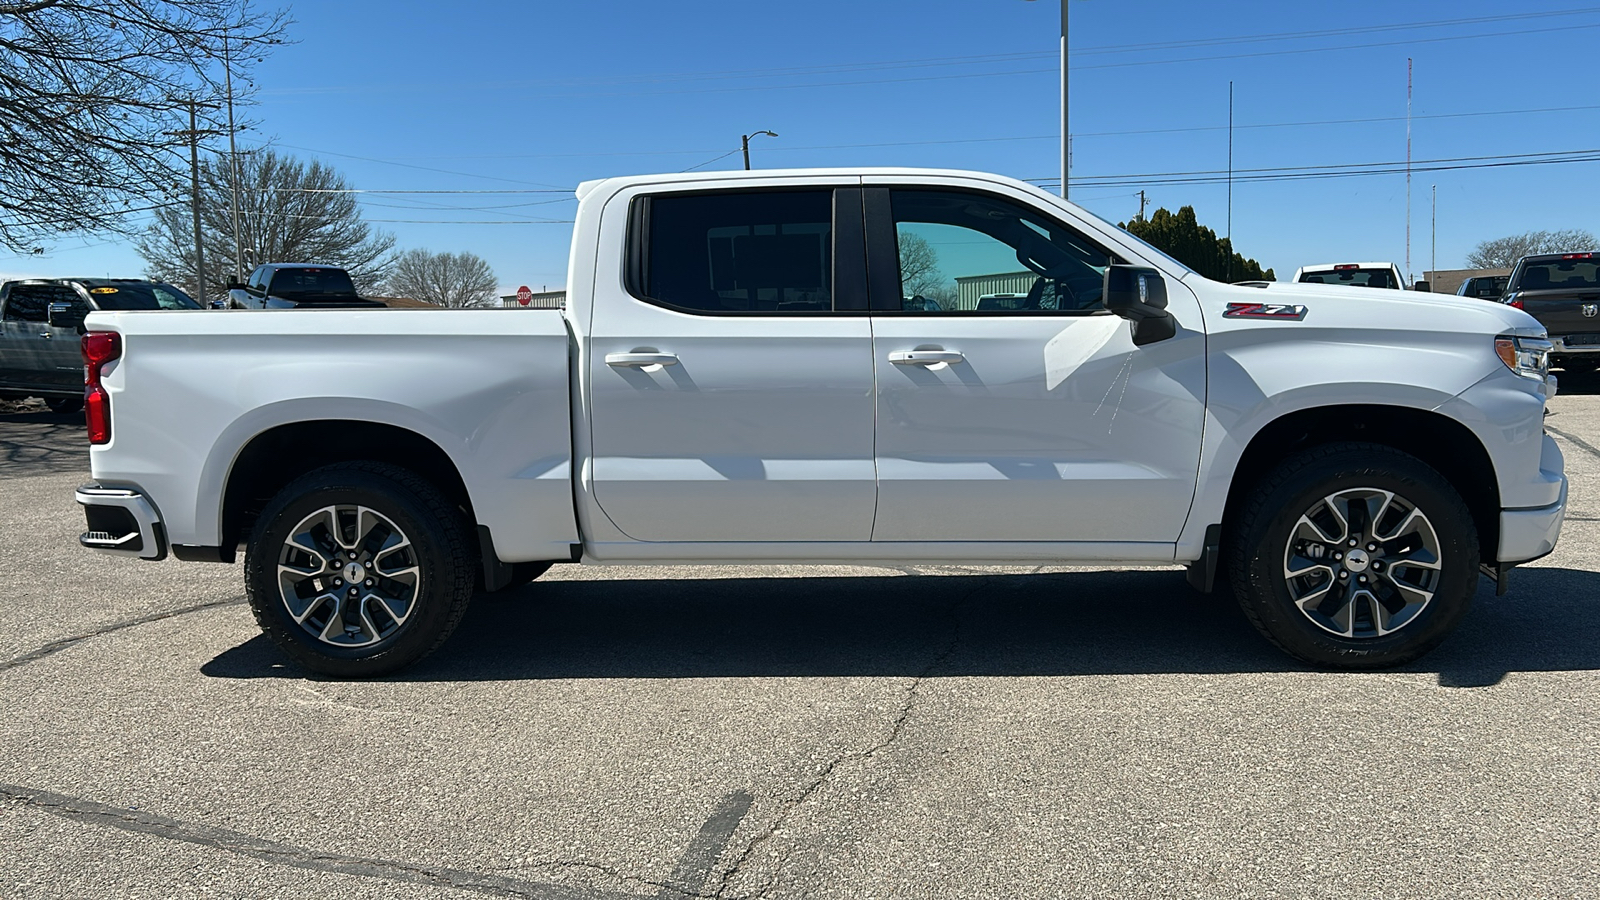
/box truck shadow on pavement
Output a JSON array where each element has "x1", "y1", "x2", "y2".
[{"x1": 202, "y1": 565, "x2": 1600, "y2": 689}]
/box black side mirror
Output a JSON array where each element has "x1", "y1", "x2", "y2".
[
  {"x1": 225, "y1": 276, "x2": 243, "y2": 289},
  {"x1": 47, "y1": 301, "x2": 89, "y2": 333},
  {"x1": 1103, "y1": 265, "x2": 1177, "y2": 346}
]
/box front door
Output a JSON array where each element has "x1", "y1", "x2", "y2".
[
  {"x1": 587, "y1": 185, "x2": 878, "y2": 542},
  {"x1": 864, "y1": 186, "x2": 1206, "y2": 543}
]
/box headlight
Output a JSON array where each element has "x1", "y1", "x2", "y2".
[{"x1": 1495, "y1": 335, "x2": 1551, "y2": 379}]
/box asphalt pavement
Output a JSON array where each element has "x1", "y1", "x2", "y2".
[{"x1": 2, "y1": 383, "x2": 1599, "y2": 899}]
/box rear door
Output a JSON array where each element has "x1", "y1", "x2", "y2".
[
  {"x1": 586, "y1": 183, "x2": 879, "y2": 542},
  {"x1": 863, "y1": 183, "x2": 1206, "y2": 544}
]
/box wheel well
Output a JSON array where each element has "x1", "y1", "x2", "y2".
[
  {"x1": 222, "y1": 420, "x2": 474, "y2": 554},
  {"x1": 1221, "y1": 405, "x2": 1501, "y2": 561}
]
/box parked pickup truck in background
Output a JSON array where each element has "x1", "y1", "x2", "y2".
[
  {"x1": 1502, "y1": 251, "x2": 1600, "y2": 373},
  {"x1": 75, "y1": 168, "x2": 1567, "y2": 677},
  {"x1": 224, "y1": 263, "x2": 384, "y2": 309},
  {"x1": 0, "y1": 278, "x2": 199, "y2": 412}
]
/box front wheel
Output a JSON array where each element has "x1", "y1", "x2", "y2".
[
  {"x1": 244, "y1": 463, "x2": 474, "y2": 677},
  {"x1": 1228, "y1": 443, "x2": 1480, "y2": 669}
]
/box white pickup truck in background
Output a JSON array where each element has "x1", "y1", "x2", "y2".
[{"x1": 74, "y1": 168, "x2": 1567, "y2": 676}]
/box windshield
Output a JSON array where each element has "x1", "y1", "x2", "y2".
[
  {"x1": 1513, "y1": 258, "x2": 1600, "y2": 291},
  {"x1": 269, "y1": 268, "x2": 358, "y2": 298},
  {"x1": 87, "y1": 283, "x2": 200, "y2": 310},
  {"x1": 1298, "y1": 268, "x2": 1397, "y2": 288}
]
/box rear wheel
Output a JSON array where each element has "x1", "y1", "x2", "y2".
[
  {"x1": 1228, "y1": 443, "x2": 1479, "y2": 669},
  {"x1": 244, "y1": 463, "x2": 473, "y2": 677}
]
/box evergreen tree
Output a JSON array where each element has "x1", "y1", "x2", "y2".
[{"x1": 1120, "y1": 207, "x2": 1275, "y2": 282}]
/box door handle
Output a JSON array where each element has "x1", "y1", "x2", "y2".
[
  {"x1": 605, "y1": 352, "x2": 679, "y2": 368},
  {"x1": 889, "y1": 349, "x2": 964, "y2": 366},
  {"x1": 38, "y1": 331, "x2": 52, "y2": 339}
]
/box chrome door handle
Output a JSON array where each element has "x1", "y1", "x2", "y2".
[
  {"x1": 889, "y1": 349, "x2": 964, "y2": 366},
  {"x1": 605, "y1": 352, "x2": 679, "y2": 368},
  {"x1": 38, "y1": 332, "x2": 52, "y2": 339}
]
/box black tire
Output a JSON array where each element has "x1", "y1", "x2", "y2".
[
  {"x1": 243, "y1": 462, "x2": 473, "y2": 677},
  {"x1": 46, "y1": 395, "x2": 83, "y2": 414},
  {"x1": 1227, "y1": 442, "x2": 1479, "y2": 669},
  {"x1": 1559, "y1": 357, "x2": 1600, "y2": 374}
]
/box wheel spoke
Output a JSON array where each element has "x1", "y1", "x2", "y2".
[
  {"x1": 275, "y1": 503, "x2": 418, "y2": 649},
  {"x1": 1281, "y1": 485, "x2": 1443, "y2": 641}
]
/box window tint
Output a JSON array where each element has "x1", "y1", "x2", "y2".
[
  {"x1": 888, "y1": 190, "x2": 1115, "y2": 313},
  {"x1": 247, "y1": 267, "x2": 268, "y2": 293},
  {"x1": 1514, "y1": 260, "x2": 1600, "y2": 290},
  {"x1": 269, "y1": 268, "x2": 357, "y2": 299},
  {"x1": 641, "y1": 190, "x2": 832, "y2": 313},
  {"x1": 89, "y1": 283, "x2": 200, "y2": 310},
  {"x1": 4, "y1": 284, "x2": 79, "y2": 322},
  {"x1": 1299, "y1": 268, "x2": 1396, "y2": 288}
]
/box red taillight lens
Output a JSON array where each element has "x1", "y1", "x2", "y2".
[
  {"x1": 81, "y1": 331, "x2": 120, "y2": 445},
  {"x1": 1508, "y1": 297, "x2": 1524, "y2": 310}
]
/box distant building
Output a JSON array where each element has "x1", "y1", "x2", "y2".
[
  {"x1": 500, "y1": 288, "x2": 566, "y2": 309},
  {"x1": 954, "y1": 272, "x2": 1034, "y2": 310}
]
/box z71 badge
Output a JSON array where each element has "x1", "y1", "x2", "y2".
[{"x1": 1224, "y1": 302, "x2": 1308, "y2": 320}]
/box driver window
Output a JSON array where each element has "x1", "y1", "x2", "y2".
[{"x1": 889, "y1": 189, "x2": 1116, "y2": 313}]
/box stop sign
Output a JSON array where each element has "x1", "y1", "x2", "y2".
[{"x1": 516, "y1": 285, "x2": 532, "y2": 306}]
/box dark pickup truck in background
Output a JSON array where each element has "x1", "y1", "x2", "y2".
[
  {"x1": 0, "y1": 278, "x2": 199, "y2": 412},
  {"x1": 224, "y1": 263, "x2": 384, "y2": 309},
  {"x1": 1503, "y1": 252, "x2": 1600, "y2": 372}
]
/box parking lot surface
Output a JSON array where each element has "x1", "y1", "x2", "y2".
[{"x1": 3, "y1": 388, "x2": 1599, "y2": 899}]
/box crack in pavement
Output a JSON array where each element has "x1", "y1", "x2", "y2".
[
  {"x1": 0, "y1": 596, "x2": 248, "y2": 673},
  {"x1": 1547, "y1": 425, "x2": 1600, "y2": 462},
  {"x1": 711, "y1": 580, "x2": 986, "y2": 899},
  {"x1": 3, "y1": 783, "x2": 752, "y2": 900}
]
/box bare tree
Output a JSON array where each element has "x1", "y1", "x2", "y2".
[
  {"x1": 1467, "y1": 229, "x2": 1598, "y2": 268},
  {"x1": 381, "y1": 248, "x2": 499, "y2": 309},
  {"x1": 0, "y1": 1, "x2": 289, "y2": 253},
  {"x1": 135, "y1": 149, "x2": 395, "y2": 295}
]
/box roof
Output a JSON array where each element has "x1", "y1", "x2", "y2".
[
  {"x1": 260, "y1": 262, "x2": 346, "y2": 270},
  {"x1": 1295, "y1": 262, "x2": 1400, "y2": 271},
  {"x1": 576, "y1": 166, "x2": 1052, "y2": 200}
]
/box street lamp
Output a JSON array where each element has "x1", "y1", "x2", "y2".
[
  {"x1": 1025, "y1": 0, "x2": 1069, "y2": 199},
  {"x1": 741, "y1": 130, "x2": 778, "y2": 170}
]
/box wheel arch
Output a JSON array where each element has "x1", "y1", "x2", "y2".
[
  {"x1": 220, "y1": 419, "x2": 475, "y2": 561},
  {"x1": 1217, "y1": 404, "x2": 1501, "y2": 562}
]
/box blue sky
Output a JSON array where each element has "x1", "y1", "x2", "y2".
[{"x1": 6, "y1": 0, "x2": 1599, "y2": 289}]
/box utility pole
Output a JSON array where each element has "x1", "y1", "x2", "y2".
[
  {"x1": 1227, "y1": 80, "x2": 1234, "y2": 283},
  {"x1": 1431, "y1": 184, "x2": 1437, "y2": 285},
  {"x1": 165, "y1": 99, "x2": 220, "y2": 306},
  {"x1": 1405, "y1": 58, "x2": 1413, "y2": 283},
  {"x1": 223, "y1": 29, "x2": 245, "y2": 281},
  {"x1": 1059, "y1": 0, "x2": 1068, "y2": 199},
  {"x1": 1137, "y1": 190, "x2": 1148, "y2": 221}
]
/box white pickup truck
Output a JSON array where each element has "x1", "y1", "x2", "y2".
[{"x1": 74, "y1": 168, "x2": 1567, "y2": 676}]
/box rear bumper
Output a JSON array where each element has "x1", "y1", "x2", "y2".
[
  {"x1": 1498, "y1": 475, "x2": 1567, "y2": 564},
  {"x1": 75, "y1": 483, "x2": 166, "y2": 561}
]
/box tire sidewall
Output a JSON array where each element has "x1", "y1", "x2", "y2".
[
  {"x1": 244, "y1": 469, "x2": 460, "y2": 677},
  {"x1": 1239, "y1": 450, "x2": 1479, "y2": 667}
]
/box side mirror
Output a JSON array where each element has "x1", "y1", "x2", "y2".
[
  {"x1": 225, "y1": 276, "x2": 243, "y2": 289},
  {"x1": 1413, "y1": 280, "x2": 1432, "y2": 292},
  {"x1": 47, "y1": 301, "x2": 88, "y2": 333},
  {"x1": 1103, "y1": 265, "x2": 1177, "y2": 346}
]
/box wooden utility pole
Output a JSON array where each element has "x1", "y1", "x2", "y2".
[
  {"x1": 1137, "y1": 190, "x2": 1148, "y2": 221},
  {"x1": 164, "y1": 99, "x2": 221, "y2": 306}
]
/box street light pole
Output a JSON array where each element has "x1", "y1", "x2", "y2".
[
  {"x1": 741, "y1": 130, "x2": 778, "y2": 170},
  {"x1": 1026, "y1": 0, "x2": 1070, "y2": 199}
]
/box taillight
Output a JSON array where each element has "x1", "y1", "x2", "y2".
[{"x1": 82, "y1": 331, "x2": 120, "y2": 445}]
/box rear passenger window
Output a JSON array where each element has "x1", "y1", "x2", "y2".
[
  {"x1": 636, "y1": 190, "x2": 833, "y2": 314},
  {"x1": 3, "y1": 285, "x2": 79, "y2": 322}
]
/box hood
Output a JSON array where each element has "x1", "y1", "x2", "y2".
[{"x1": 1198, "y1": 278, "x2": 1548, "y2": 338}]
